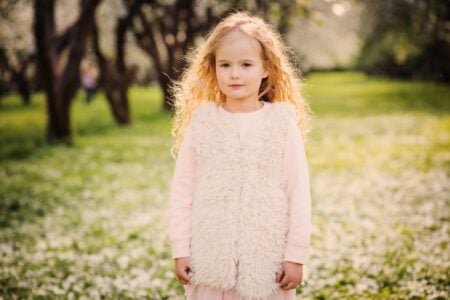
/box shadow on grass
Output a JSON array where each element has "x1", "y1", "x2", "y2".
[
  {"x1": 0, "y1": 136, "x2": 46, "y2": 161},
  {"x1": 0, "y1": 88, "x2": 172, "y2": 161}
]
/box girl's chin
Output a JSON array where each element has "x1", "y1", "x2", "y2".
[
  {"x1": 224, "y1": 94, "x2": 248, "y2": 99},
  {"x1": 223, "y1": 92, "x2": 254, "y2": 99}
]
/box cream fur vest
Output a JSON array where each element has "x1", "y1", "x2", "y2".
[{"x1": 188, "y1": 101, "x2": 297, "y2": 299}]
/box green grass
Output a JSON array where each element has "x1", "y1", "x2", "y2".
[
  {"x1": 0, "y1": 72, "x2": 448, "y2": 299},
  {"x1": 0, "y1": 87, "x2": 171, "y2": 161},
  {"x1": 304, "y1": 71, "x2": 450, "y2": 116}
]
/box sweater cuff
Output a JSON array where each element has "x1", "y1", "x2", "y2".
[
  {"x1": 283, "y1": 243, "x2": 309, "y2": 265},
  {"x1": 171, "y1": 239, "x2": 191, "y2": 259}
]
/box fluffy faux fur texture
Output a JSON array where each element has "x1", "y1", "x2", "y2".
[{"x1": 188, "y1": 101, "x2": 296, "y2": 299}]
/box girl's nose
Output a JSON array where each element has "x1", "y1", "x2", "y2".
[{"x1": 230, "y1": 67, "x2": 240, "y2": 79}]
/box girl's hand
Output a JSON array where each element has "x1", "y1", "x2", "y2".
[
  {"x1": 276, "y1": 261, "x2": 303, "y2": 290},
  {"x1": 175, "y1": 256, "x2": 192, "y2": 285}
]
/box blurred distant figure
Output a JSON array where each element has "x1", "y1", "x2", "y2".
[{"x1": 81, "y1": 65, "x2": 98, "y2": 104}]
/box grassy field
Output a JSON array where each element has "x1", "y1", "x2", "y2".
[{"x1": 0, "y1": 71, "x2": 448, "y2": 299}]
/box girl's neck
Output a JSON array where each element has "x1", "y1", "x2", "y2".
[{"x1": 221, "y1": 100, "x2": 264, "y2": 113}]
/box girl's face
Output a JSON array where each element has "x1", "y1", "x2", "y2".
[{"x1": 215, "y1": 30, "x2": 268, "y2": 104}]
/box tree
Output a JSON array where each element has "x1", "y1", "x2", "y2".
[
  {"x1": 0, "y1": 48, "x2": 34, "y2": 105},
  {"x1": 356, "y1": 0, "x2": 450, "y2": 82},
  {"x1": 33, "y1": 0, "x2": 102, "y2": 143},
  {"x1": 0, "y1": 0, "x2": 35, "y2": 104},
  {"x1": 90, "y1": 0, "x2": 143, "y2": 125}
]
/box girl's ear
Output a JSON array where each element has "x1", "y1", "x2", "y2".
[{"x1": 262, "y1": 69, "x2": 269, "y2": 79}]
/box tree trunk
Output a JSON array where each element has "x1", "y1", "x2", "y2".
[
  {"x1": 15, "y1": 54, "x2": 33, "y2": 105},
  {"x1": 102, "y1": 76, "x2": 130, "y2": 124},
  {"x1": 15, "y1": 71, "x2": 31, "y2": 105},
  {"x1": 91, "y1": 1, "x2": 139, "y2": 125},
  {"x1": 0, "y1": 48, "x2": 32, "y2": 105},
  {"x1": 34, "y1": 0, "x2": 101, "y2": 144},
  {"x1": 46, "y1": 90, "x2": 71, "y2": 142}
]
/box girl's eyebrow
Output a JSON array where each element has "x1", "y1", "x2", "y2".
[{"x1": 217, "y1": 59, "x2": 256, "y2": 63}]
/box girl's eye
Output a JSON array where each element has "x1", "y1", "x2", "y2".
[
  {"x1": 243, "y1": 63, "x2": 252, "y2": 67},
  {"x1": 220, "y1": 64, "x2": 229, "y2": 68}
]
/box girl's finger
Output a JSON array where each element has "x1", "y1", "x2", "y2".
[
  {"x1": 275, "y1": 271, "x2": 281, "y2": 283},
  {"x1": 177, "y1": 268, "x2": 190, "y2": 284},
  {"x1": 177, "y1": 273, "x2": 188, "y2": 285},
  {"x1": 179, "y1": 272, "x2": 189, "y2": 284},
  {"x1": 183, "y1": 269, "x2": 191, "y2": 283},
  {"x1": 279, "y1": 272, "x2": 290, "y2": 288}
]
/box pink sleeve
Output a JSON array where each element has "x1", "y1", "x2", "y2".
[
  {"x1": 168, "y1": 124, "x2": 195, "y2": 259},
  {"x1": 282, "y1": 119, "x2": 312, "y2": 265}
]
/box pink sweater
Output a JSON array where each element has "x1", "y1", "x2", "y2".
[{"x1": 168, "y1": 101, "x2": 312, "y2": 265}]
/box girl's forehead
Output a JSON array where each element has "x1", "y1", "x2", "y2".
[{"x1": 215, "y1": 30, "x2": 262, "y2": 60}]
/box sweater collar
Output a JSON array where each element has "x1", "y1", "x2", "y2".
[
  {"x1": 210, "y1": 101, "x2": 276, "y2": 148},
  {"x1": 217, "y1": 101, "x2": 269, "y2": 119}
]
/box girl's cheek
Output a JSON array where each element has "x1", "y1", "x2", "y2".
[{"x1": 218, "y1": 72, "x2": 228, "y2": 80}]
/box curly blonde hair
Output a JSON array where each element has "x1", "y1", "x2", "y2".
[{"x1": 169, "y1": 11, "x2": 313, "y2": 159}]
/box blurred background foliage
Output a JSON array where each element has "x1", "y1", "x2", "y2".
[
  {"x1": 1, "y1": 0, "x2": 446, "y2": 166},
  {"x1": 1, "y1": 0, "x2": 448, "y2": 145},
  {"x1": 355, "y1": 0, "x2": 449, "y2": 82}
]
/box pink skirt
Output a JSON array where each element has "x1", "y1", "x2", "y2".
[{"x1": 184, "y1": 284, "x2": 296, "y2": 300}]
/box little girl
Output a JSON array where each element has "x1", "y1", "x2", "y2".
[{"x1": 168, "y1": 11, "x2": 312, "y2": 300}]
